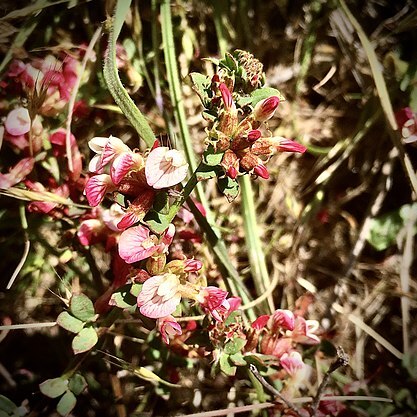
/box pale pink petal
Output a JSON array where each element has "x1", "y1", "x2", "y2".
[
  {"x1": 118, "y1": 225, "x2": 159, "y2": 263},
  {"x1": 88, "y1": 136, "x2": 108, "y2": 153},
  {"x1": 5, "y1": 107, "x2": 31, "y2": 136},
  {"x1": 88, "y1": 155, "x2": 102, "y2": 173},
  {"x1": 0, "y1": 158, "x2": 34, "y2": 189},
  {"x1": 117, "y1": 211, "x2": 140, "y2": 230},
  {"x1": 84, "y1": 174, "x2": 114, "y2": 207},
  {"x1": 160, "y1": 223, "x2": 175, "y2": 247},
  {"x1": 145, "y1": 147, "x2": 188, "y2": 189}
]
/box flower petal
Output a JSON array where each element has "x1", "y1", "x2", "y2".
[{"x1": 118, "y1": 225, "x2": 158, "y2": 263}]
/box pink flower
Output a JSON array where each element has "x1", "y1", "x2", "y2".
[
  {"x1": 0, "y1": 157, "x2": 34, "y2": 189},
  {"x1": 290, "y1": 317, "x2": 320, "y2": 345},
  {"x1": 137, "y1": 274, "x2": 182, "y2": 318},
  {"x1": 77, "y1": 219, "x2": 104, "y2": 246},
  {"x1": 253, "y1": 96, "x2": 279, "y2": 122},
  {"x1": 145, "y1": 147, "x2": 188, "y2": 189},
  {"x1": 110, "y1": 152, "x2": 144, "y2": 185},
  {"x1": 197, "y1": 286, "x2": 229, "y2": 321},
  {"x1": 269, "y1": 137, "x2": 307, "y2": 154},
  {"x1": 271, "y1": 309, "x2": 295, "y2": 332},
  {"x1": 88, "y1": 135, "x2": 131, "y2": 173},
  {"x1": 84, "y1": 174, "x2": 116, "y2": 207},
  {"x1": 118, "y1": 224, "x2": 174, "y2": 264},
  {"x1": 183, "y1": 259, "x2": 203, "y2": 272},
  {"x1": 157, "y1": 315, "x2": 182, "y2": 344},
  {"x1": 5, "y1": 107, "x2": 31, "y2": 136},
  {"x1": 251, "y1": 315, "x2": 270, "y2": 330},
  {"x1": 280, "y1": 351, "x2": 305, "y2": 377}
]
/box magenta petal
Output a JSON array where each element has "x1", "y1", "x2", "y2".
[
  {"x1": 85, "y1": 174, "x2": 113, "y2": 207},
  {"x1": 111, "y1": 152, "x2": 134, "y2": 184}
]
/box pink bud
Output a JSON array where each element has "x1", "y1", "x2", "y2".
[
  {"x1": 254, "y1": 164, "x2": 269, "y2": 179},
  {"x1": 219, "y1": 83, "x2": 234, "y2": 110},
  {"x1": 273, "y1": 138, "x2": 306, "y2": 154},
  {"x1": 227, "y1": 166, "x2": 238, "y2": 179},
  {"x1": 247, "y1": 130, "x2": 262, "y2": 142},
  {"x1": 253, "y1": 96, "x2": 280, "y2": 122}
]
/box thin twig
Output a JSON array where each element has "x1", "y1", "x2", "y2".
[
  {"x1": 6, "y1": 203, "x2": 30, "y2": 289},
  {"x1": 249, "y1": 364, "x2": 302, "y2": 417},
  {"x1": 310, "y1": 346, "x2": 349, "y2": 416}
]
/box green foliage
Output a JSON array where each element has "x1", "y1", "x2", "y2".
[
  {"x1": 367, "y1": 203, "x2": 417, "y2": 251},
  {"x1": 56, "y1": 391, "x2": 77, "y2": 417},
  {"x1": 56, "y1": 311, "x2": 84, "y2": 334},
  {"x1": 68, "y1": 374, "x2": 87, "y2": 396},
  {"x1": 72, "y1": 327, "x2": 99, "y2": 355},
  {"x1": 69, "y1": 294, "x2": 96, "y2": 322},
  {"x1": 218, "y1": 177, "x2": 240, "y2": 202},
  {"x1": 110, "y1": 284, "x2": 138, "y2": 310},
  {"x1": 39, "y1": 377, "x2": 69, "y2": 398}
]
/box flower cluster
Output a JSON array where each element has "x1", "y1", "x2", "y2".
[
  {"x1": 84, "y1": 136, "x2": 188, "y2": 228},
  {"x1": 189, "y1": 49, "x2": 306, "y2": 199}
]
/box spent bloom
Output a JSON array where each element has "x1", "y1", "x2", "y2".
[{"x1": 145, "y1": 146, "x2": 188, "y2": 189}]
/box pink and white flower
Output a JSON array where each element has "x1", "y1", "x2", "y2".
[
  {"x1": 118, "y1": 224, "x2": 175, "y2": 264},
  {"x1": 84, "y1": 174, "x2": 116, "y2": 207},
  {"x1": 88, "y1": 135, "x2": 131, "y2": 173},
  {"x1": 280, "y1": 351, "x2": 305, "y2": 377},
  {"x1": 137, "y1": 273, "x2": 182, "y2": 318},
  {"x1": 5, "y1": 107, "x2": 31, "y2": 136},
  {"x1": 197, "y1": 286, "x2": 229, "y2": 321},
  {"x1": 271, "y1": 309, "x2": 295, "y2": 332},
  {"x1": 0, "y1": 157, "x2": 34, "y2": 189},
  {"x1": 145, "y1": 147, "x2": 188, "y2": 189},
  {"x1": 157, "y1": 315, "x2": 182, "y2": 344},
  {"x1": 269, "y1": 137, "x2": 307, "y2": 154},
  {"x1": 290, "y1": 317, "x2": 320, "y2": 345}
]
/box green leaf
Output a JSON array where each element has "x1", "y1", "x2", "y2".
[
  {"x1": 224, "y1": 337, "x2": 246, "y2": 355},
  {"x1": 144, "y1": 210, "x2": 172, "y2": 235},
  {"x1": 229, "y1": 352, "x2": 247, "y2": 366},
  {"x1": 188, "y1": 72, "x2": 211, "y2": 103},
  {"x1": 72, "y1": 327, "x2": 98, "y2": 355},
  {"x1": 218, "y1": 177, "x2": 240, "y2": 202},
  {"x1": 203, "y1": 146, "x2": 224, "y2": 167},
  {"x1": 39, "y1": 378, "x2": 68, "y2": 399},
  {"x1": 196, "y1": 164, "x2": 220, "y2": 181},
  {"x1": 68, "y1": 374, "x2": 87, "y2": 396},
  {"x1": 56, "y1": 391, "x2": 76, "y2": 417},
  {"x1": 224, "y1": 310, "x2": 241, "y2": 327},
  {"x1": 69, "y1": 294, "x2": 95, "y2": 322},
  {"x1": 0, "y1": 395, "x2": 17, "y2": 414},
  {"x1": 56, "y1": 312, "x2": 84, "y2": 334},
  {"x1": 250, "y1": 87, "x2": 285, "y2": 106},
  {"x1": 367, "y1": 209, "x2": 404, "y2": 251},
  {"x1": 130, "y1": 283, "x2": 142, "y2": 297},
  {"x1": 219, "y1": 353, "x2": 237, "y2": 376},
  {"x1": 110, "y1": 285, "x2": 137, "y2": 309}
]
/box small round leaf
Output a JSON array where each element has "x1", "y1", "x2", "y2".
[
  {"x1": 57, "y1": 312, "x2": 84, "y2": 334},
  {"x1": 72, "y1": 327, "x2": 98, "y2": 355},
  {"x1": 69, "y1": 294, "x2": 95, "y2": 322},
  {"x1": 39, "y1": 377, "x2": 68, "y2": 398},
  {"x1": 68, "y1": 374, "x2": 87, "y2": 395},
  {"x1": 56, "y1": 391, "x2": 76, "y2": 417}
]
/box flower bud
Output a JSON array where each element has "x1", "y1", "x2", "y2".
[
  {"x1": 253, "y1": 96, "x2": 279, "y2": 122},
  {"x1": 184, "y1": 259, "x2": 203, "y2": 272},
  {"x1": 247, "y1": 129, "x2": 262, "y2": 142},
  {"x1": 253, "y1": 163, "x2": 269, "y2": 179}
]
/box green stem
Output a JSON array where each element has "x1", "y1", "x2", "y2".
[
  {"x1": 103, "y1": 0, "x2": 155, "y2": 147},
  {"x1": 240, "y1": 176, "x2": 275, "y2": 313}
]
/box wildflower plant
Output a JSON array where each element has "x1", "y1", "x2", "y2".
[{"x1": 0, "y1": 2, "x2": 365, "y2": 416}]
